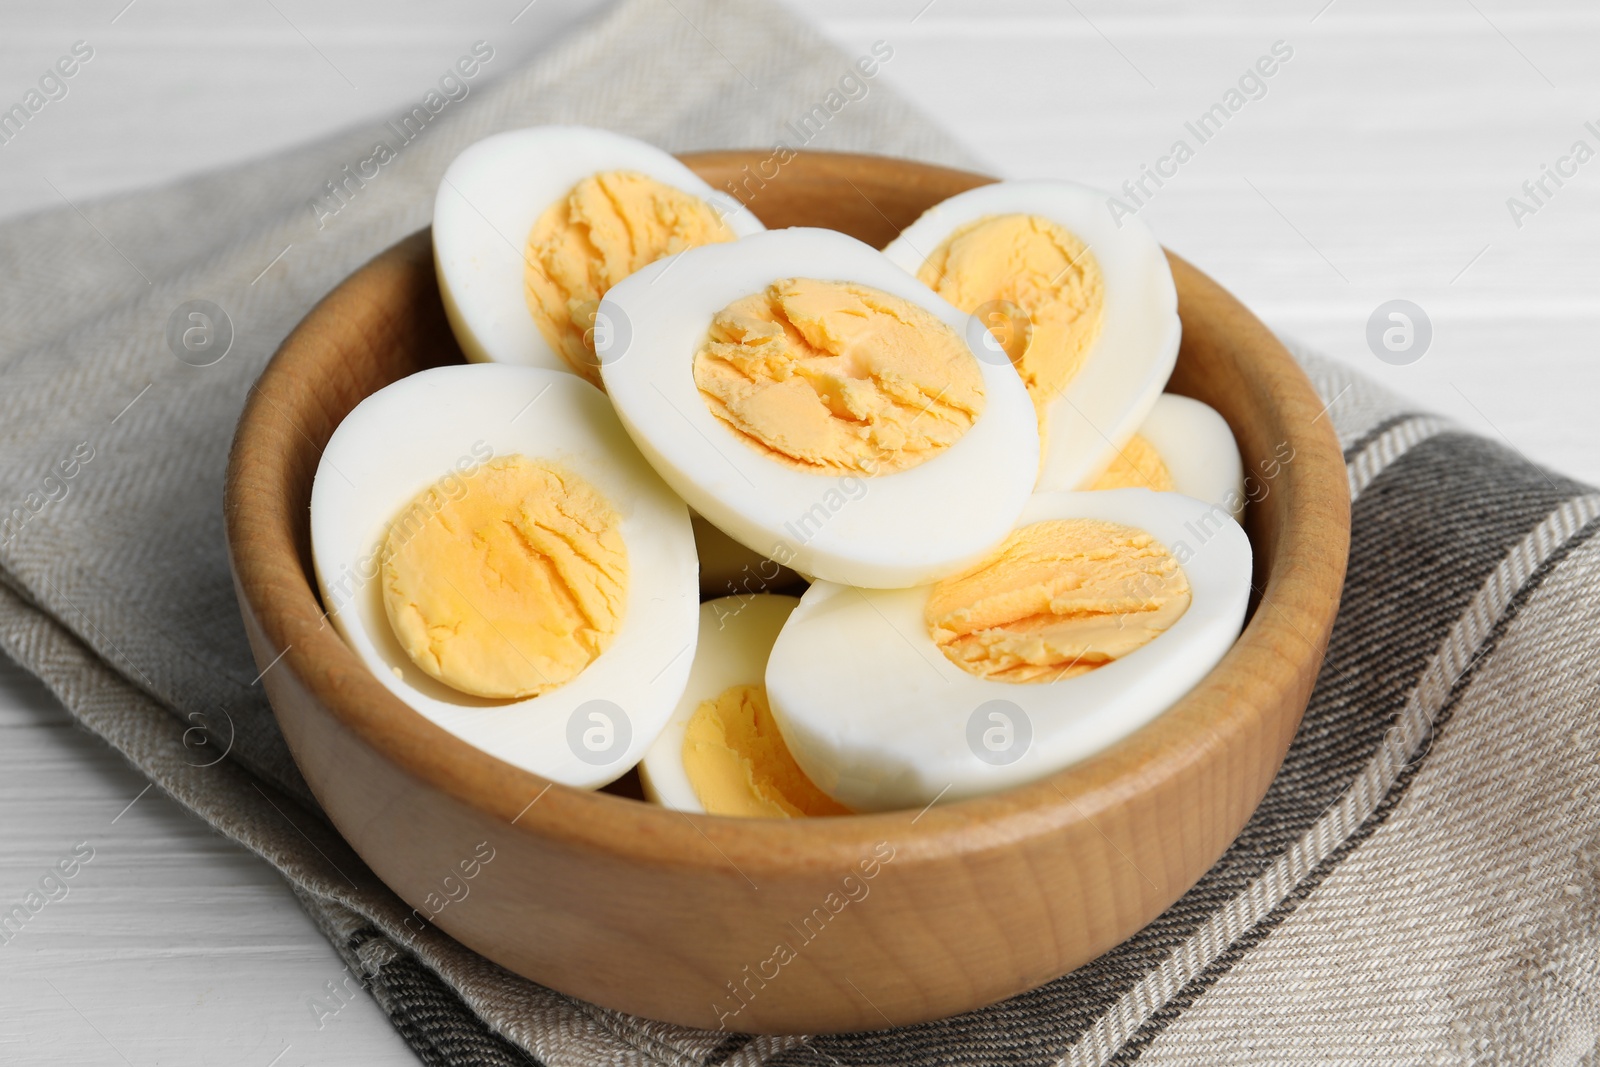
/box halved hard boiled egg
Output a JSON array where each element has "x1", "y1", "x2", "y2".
[
  {"x1": 1087, "y1": 394, "x2": 1245, "y2": 520},
  {"x1": 882, "y1": 180, "x2": 1180, "y2": 493},
  {"x1": 640, "y1": 594, "x2": 847, "y2": 817},
  {"x1": 309, "y1": 363, "x2": 698, "y2": 789},
  {"x1": 597, "y1": 227, "x2": 1041, "y2": 588},
  {"x1": 433, "y1": 126, "x2": 765, "y2": 384},
  {"x1": 765, "y1": 488, "x2": 1251, "y2": 812}
]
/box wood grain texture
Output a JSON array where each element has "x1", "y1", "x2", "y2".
[{"x1": 222, "y1": 150, "x2": 1350, "y2": 1034}]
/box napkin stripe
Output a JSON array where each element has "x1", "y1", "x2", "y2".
[
  {"x1": 1096, "y1": 495, "x2": 1600, "y2": 1065},
  {"x1": 775, "y1": 432, "x2": 1591, "y2": 1067},
  {"x1": 1055, "y1": 442, "x2": 1595, "y2": 1064},
  {"x1": 1346, "y1": 415, "x2": 1452, "y2": 499},
  {"x1": 1286, "y1": 343, "x2": 1416, "y2": 451},
  {"x1": 1340, "y1": 410, "x2": 1427, "y2": 463},
  {"x1": 345, "y1": 927, "x2": 543, "y2": 1067}
]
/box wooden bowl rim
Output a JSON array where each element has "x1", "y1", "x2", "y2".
[{"x1": 224, "y1": 150, "x2": 1348, "y2": 878}]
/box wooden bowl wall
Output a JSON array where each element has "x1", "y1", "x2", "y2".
[{"x1": 223, "y1": 151, "x2": 1349, "y2": 1034}]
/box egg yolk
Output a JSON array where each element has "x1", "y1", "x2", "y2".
[
  {"x1": 381, "y1": 455, "x2": 628, "y2": 700},
  {"x1": 693, "y1": 278, "x2": 986, "y2": 475},
  {"x1": 682, "y1": 683, "x2": 850, "y2": 818},
  {"x1": 917, "y1": 214, "x2": 1105, "y2": 446},
  {"x1": 1088, "y1": 434, "x2": 1174, "y2": 491},
  {"x1": 524, "y1": 169, "x2": 735, "y2": 386},
  {"x1": 925, "y1": 519, "x2": 1190, "y2": 684}
]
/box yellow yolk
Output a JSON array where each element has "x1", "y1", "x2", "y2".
[
  {"x1": 925, "y1": 519, "x2": 1190, "y2": 684},
  {"x1": 1088, "y1": 434, "x2": 1174, "y2": 491},
  {"x1": 917, "y1": 214, "x2": 1105, "y2": 445},
  {"x1": 692, "y1": 278, "x2": 986, "y2": 475},
  {"x1": 682, "y1": 683, "x2": 850, "y2": 818},
  {"x1": 381, "y1": 455, "x2": 627, "y2": 699},
  {"x1": 524, "y1": 169, "x2": 735, "y2": 385}
]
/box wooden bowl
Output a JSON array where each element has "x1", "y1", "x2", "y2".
[{"x1": 224, "y1": 150, "x2": 1349, "y2": 1034}]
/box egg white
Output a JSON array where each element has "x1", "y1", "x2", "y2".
[
  {"x1": 882, "y1": 180, "x2": 1180, "y2": 494},
  {"x1": 1118, "y1": 393, "x2": 1246, "y2": 520},
  {"x1": 432, "y1": 125, "x2": 765, "y2": 372},
  {"x1": 638, "y1": 593, "x2": 800, "y2": 814},
  {"x1": 597, "y1": 227, "x2": 1041, "y2": 589},
  {"x1": 308, "y1": 364, "x2": 699, "y2": 789},
  {"x1": 765, "y1": 489, "x2": 1251, "y2": 812}
]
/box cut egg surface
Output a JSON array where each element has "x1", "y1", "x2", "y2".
[
  {"x1": 1088, "y1": 394, "x2": 1246, "y2": 520},
  {"x1": 433, "y1": 125, "x2": 765, "y2": 383},
  {"x1": 597, "y1": 227, "x2": 1041, "y2": 589},
  {"x1": 309, "y1": 363, "x2": 698, "y2": 789},
  {"x1": 882, "y1": 180, "x2": 1180, "y2": 494},
  {"x1": 640, "y1": 594, "x2": 847, "y2": 818},
  {"x1": 765, "y1": 488, "x2": 1252, "y2": 812}
]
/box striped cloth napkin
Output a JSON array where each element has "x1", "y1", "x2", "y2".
[{"x1": 2, "y1": 0, "x2": 1595, "y2": 1063}]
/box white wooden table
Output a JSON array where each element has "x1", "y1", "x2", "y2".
[{"x1": 2, "y1": 1, "x2": 1595, "y2": 1062}]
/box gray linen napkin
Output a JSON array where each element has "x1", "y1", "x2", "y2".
[{"x1": 4, "y1": 1, "x2": 1598, "y2": 1063}]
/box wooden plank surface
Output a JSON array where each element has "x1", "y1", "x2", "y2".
[{"x1": 1, "y1": 0, "x2": 1594, "y2": 1061}]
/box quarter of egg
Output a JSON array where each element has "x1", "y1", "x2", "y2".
[
  {"x1": 1086, "y1": 394, "x2": 1246, "y2": 520},
  {"x1": 433, "y1": 125, "x2": 765, "y2": 383},
  {"x1": 597, "y1": 226, "x2": 1041, "y2": 588},
  {"x1": 882, "y1": 180, "x2": 1180, "y2": 493},
  {"x1": 639, "y1": 594, "x2": 846, "y2": 818},
  {"x1": 765, "y1": 488, "x2": 1251, "y2": 812},
  {"x1": 309, "y1": 363, "x2": 699, "y2": 789}
]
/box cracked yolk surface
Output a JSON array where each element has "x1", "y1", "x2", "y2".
[
  {"x1": 381, "y1": 455, "x2": 627, "y2": 700},
  {"x1": 917, "y1": 214, "x2": 1104, "y2": 445},
  {"x1": 682, "y1": 683, "x2": 850, "y2": 818},
  {"x1": 925, "y1": 518, "x2": 1190, "y2": 684},
  {"x1": 524, "y1": 169, "x2": 735, "y2": 385},
  {"x1": 692, "y1": 278, "x2": 985, "y2": 475},
  {"x1": 1088, "y1": 434, "x2": 1174, "y2": 491}
]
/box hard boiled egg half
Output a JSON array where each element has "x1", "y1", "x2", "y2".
[
  {"x1": 309, "y1": 363, "x2": 699, "y2": 788},
  {"x1": 597, "y1": 227, "x2": 1041, "y2": 588},
  {"x1": 1086, "y1": 393, "x2": 1246, "y2": 521},
  {"x1": 433, "y1": 125, "x2": 765, "y2": 385},
  {"x1": 766, "y1": 488, "x2": 1251, "y2": 812},
  {"x1": 882, "y1": 180, "x2": 1180, "y2": 493},
  {"x1": 640, "y1": 594, "x2": 846, "y2": 817}
]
